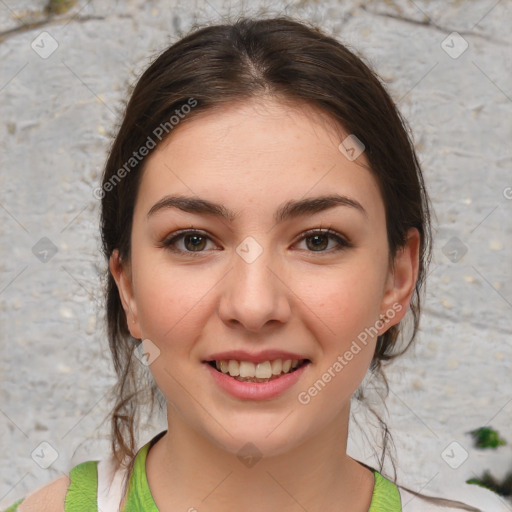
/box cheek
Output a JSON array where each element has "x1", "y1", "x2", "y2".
[
  {"x1": 300, "y1": 263, "x2": 384, "y2": 342},
  {"x1": 296, "y1": 270, "x2": 381, "y2": 413},
  {"x1": 130, "y1": 251, "x2": 216, "y2": 347},
  {"x1": 130, "y1": 260, "x2": 211, "y2": 395}
]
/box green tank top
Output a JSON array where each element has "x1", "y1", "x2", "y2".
[{"x1": 4, "y1": 438, "x2": 401, "y2": 511}]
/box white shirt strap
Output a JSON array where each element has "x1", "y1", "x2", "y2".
[{"x1": 96, "y1": 457, "x2": 128, "y2": 512}]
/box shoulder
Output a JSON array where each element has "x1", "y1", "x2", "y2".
[
  {"x1": 14, "y1": 458, "x2": 101, "y2": 512},
  {"x1": 16, "y1": 475, "x2": 70, "y2": 512}
]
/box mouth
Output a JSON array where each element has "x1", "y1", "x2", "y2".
[{"x1": 205, "y1": 358, "x2": 311, "y2": 383}]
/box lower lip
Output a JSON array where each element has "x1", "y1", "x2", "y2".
[{"x1": 204, "y1": 362, "x2": 310, "y2": 401}]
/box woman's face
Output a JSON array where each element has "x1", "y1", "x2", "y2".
[{"x1": 112, "y1": 98, "x2": 418, "y2": 457}]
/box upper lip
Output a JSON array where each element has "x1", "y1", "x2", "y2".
[{"x1": 204, "y1": 350, "x2": 310, "y2": 364}]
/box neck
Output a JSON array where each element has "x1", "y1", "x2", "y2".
[{"x1": 145, "y1": 404, "x2": 375, "y2": 512}]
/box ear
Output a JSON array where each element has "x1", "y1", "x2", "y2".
[
  {"x1": 377, "y1": 227, "x2": 420, "y2": 335},
  {"x1": 109, "y1": 249, "x2": 142, "y2": 339}
]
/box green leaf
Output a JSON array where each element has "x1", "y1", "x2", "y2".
[
  {"x1": 467, "y1": 470, "x2": 512, "y2": 497},
  {"x1": 470, "y1": 426, "x2": 507, "y2": 449}
]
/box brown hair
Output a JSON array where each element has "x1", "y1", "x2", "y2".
[{"x1": 100, "y1": 13, "x2": 447, "y2": 501}]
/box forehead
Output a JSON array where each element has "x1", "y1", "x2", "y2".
[{"x1": 136, "y1": 98, "x2": 385, "y2": 224}]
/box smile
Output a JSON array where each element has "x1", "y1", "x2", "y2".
[
  {"x1": 203, "y1": 359, "x2": 311, "y2": 400},
  {"x1": 207, "y1": 358, "x2": 309, "y2": 382}
]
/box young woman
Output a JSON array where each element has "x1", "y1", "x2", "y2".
[{"x1": 8, "y1": 16, "x2": 484, "y2": 512}]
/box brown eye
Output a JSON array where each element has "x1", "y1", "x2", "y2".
[
  {"x1": 162, "y1": 230, "x2": 216, "y2": 256},
  {"x1": 305, "y1": 234, "x2": 329, "y2": 251},
  {"x1": 296, "y1": 229, "x2": 351, "y2": 253},
  {"x1": 183, "y1": 234, "x2": 207, "y2": 251}
]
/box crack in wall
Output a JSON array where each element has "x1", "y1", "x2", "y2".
[
  {"x1": 360, "y1": 4, "x2": 512, "y2": 46},
  {"x1": 0, "y1": 14, "x2": 106, "y2": 43}
]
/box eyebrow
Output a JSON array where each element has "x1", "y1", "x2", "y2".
[{"x1": 147, "y1": 194, "x2": 367, "y2": 223}]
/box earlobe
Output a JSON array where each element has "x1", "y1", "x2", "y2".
[
  {"x1": 378, "y1": 228, "x2": 420, "y2": 334},
  {"x1": 109, "y1": 250, "x2": 142, "y2": 339}
]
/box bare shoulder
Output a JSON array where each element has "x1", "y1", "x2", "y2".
[{"x1": 17, "y1": 475, "x2": 70, "y2": 512}]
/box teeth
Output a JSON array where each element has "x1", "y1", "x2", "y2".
[
  {"x1": 227, "y1": 360, "x2": 239, "y2": 376},
  {"x1": 239, "y1": 361, "x2": 255, "y2": 378},
  {"x1": 271, "y1": 359, "x2": 282, "y2": 374},
  {"x1": 255, "y1": 361, "x2": 272, "y2": 379},
  {"x1": 212, "y1": 359, "x2": 305, "y2": 379}
]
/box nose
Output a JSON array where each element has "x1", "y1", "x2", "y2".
[{"x1": 218, "y1": 241, "x2": 292, "y2": 333}]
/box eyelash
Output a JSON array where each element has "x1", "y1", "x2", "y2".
[{"x1": 160, "y1": 227, "x2": 351, "y2": 257}]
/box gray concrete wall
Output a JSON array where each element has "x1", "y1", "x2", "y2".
[{"x1": 1, "y1": 0, "x2": 511, "y2": 509}]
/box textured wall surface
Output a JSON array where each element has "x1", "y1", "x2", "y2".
[{"x1": 1, "y1": 0, "x2": 511, "y2": 509}]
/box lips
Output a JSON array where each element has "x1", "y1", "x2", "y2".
[
  {"x1": 203, "y1": 351, "x2": 311, "y2": 381},
  {"x1": 203, "y1": 357, "x2": 311, "y2": 400}
]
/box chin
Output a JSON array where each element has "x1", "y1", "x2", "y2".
[{"x1": 202, "y1": 419, "x2": 307, "y2": 461}]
